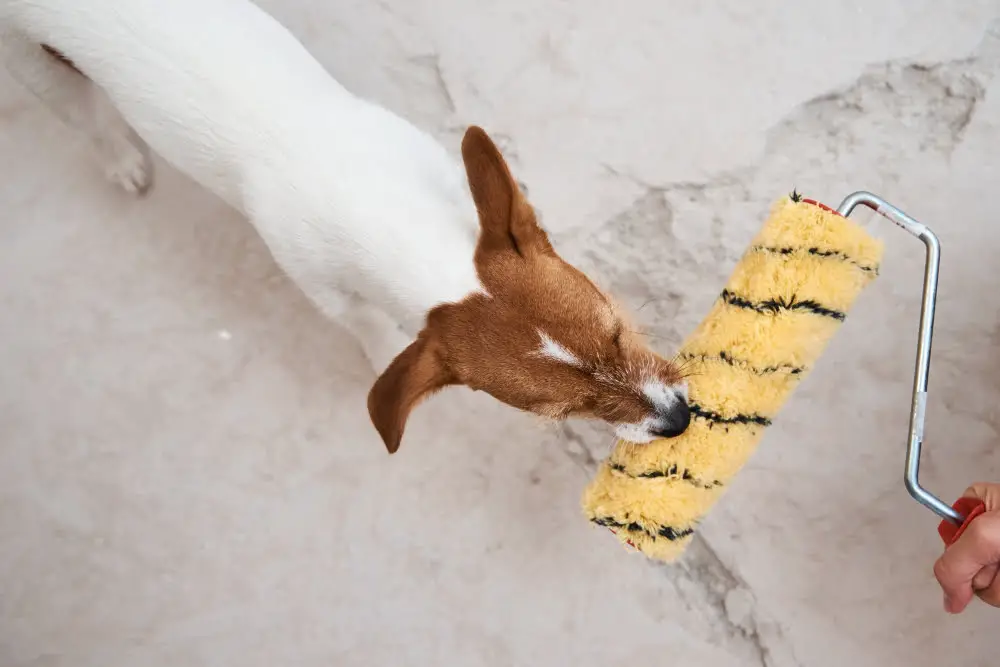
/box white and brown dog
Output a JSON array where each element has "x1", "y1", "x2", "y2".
[{"x1": 0, "y1": 0, "x2": 690, "y2": 452}]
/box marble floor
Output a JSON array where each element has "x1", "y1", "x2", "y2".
[{"x1": 3, "y1": 1, "x2": 1000, "y2": 665}]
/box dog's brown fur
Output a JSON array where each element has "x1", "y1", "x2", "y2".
[{"x1": 368, "y1": 127, "x2": 685, "y2": 453}]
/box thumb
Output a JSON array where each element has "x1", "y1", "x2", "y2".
[{"x1": 935, "y1": 513, "x2": 1000, "y2": 613}]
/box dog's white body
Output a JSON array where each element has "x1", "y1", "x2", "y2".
[{"x1": 0, "y1": 0, "x2": 480, "y2": 367}]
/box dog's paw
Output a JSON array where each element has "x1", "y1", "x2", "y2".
[{"x1": 102, "y1": 135, "x2": 154, "y2": 196}]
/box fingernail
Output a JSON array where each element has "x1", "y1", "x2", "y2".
[{"x1": 943, "y1": 594, "x2": 954, "y2": 613}]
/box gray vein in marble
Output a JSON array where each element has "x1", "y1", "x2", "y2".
[{"x1": 407, "y1": 53, "x2": 457, "y2": 115}]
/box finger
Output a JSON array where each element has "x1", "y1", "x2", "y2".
[
  {"x1": 962, "y1": 483, "x2": 985, "y2": 498},
  {"x1": 976, "y1": 570, "x2": 1000, "y2": 608},
  {"x1": 935, "y1": 514, "x2": 1000, "y2": 613},
  {"x1": 963, "y1": 483, "x2": 1000, "y2": 511},
  {"x1": 972, "y1": 562, "x2": 999, "y2": 591}
]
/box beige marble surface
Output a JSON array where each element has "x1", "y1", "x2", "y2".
[{"x1": 3, "y1": 1, "x2": 1000, "y2": 665}]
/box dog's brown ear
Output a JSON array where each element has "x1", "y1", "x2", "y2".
[
  {"x1": 368, "y1": 333, "x2": 454, "y2": 453},
  {"x1": 461, "y1": 126, "x2": 552, "y2": 259}
]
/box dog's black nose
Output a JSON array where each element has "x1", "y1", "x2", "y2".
[{"x1": 651, "y1": 402, "x2": 691, "y2": 439}]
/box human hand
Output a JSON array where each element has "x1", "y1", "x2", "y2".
[{"x1": 934, "y1": 483, "x2": 1000, "y2": 613}]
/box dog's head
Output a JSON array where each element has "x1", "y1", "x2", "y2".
[{"x1": 368, "y1": 126, "x2": 690, "y2": 453}]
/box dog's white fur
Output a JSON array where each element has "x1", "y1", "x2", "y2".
[{"x1": 0, "y1": 0, "x2": 480, "y2": 370}]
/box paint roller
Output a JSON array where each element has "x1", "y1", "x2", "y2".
[{"x1": 582, "y1": 191, "x2": 984, "y2": 562}]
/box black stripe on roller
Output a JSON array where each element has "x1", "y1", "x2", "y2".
[
  {"x1": 750, "y1": 245, "x2": 879, "y2": 275},
  {"x1": 677, "y1": 350, "x2": 805, "y2": 376},
  {"x1": 592, "y1": 516, "x2": 695, "y2": 542},
  {"x1": 689, "y1": 403, "x2": 772, "y2": 428},
  {"x1": 720, "y1": 289, "x2": 846, "y2": 322},
  {"x1": 610, "y1": 462, "x2": 723, "y2": 490}
]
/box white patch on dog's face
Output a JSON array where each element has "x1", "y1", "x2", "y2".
[
  {"x1": 535, "y1": 330, "x2": 581, "y2": 366},
  {"x1": 674, "y1": 380, "x2": 689, "y2": 402},
  {"x1": 614, "y1": 378, "x2": 691, "y2": 443},
  {"x1": 642, "y1": 379, "x2": 685, "y2": 411},
  {"x1": 615, "y1": 417, "x2": 661, "y2": 444}
]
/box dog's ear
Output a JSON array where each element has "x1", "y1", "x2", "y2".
[
  {"x1": 461, "y1": 126, "x2": 552, "y2": 262},
  {"x1": 367, "y1": 333, "x2": 454, "y2": 453}
]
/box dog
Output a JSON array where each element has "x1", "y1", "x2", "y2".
[{"x1": 0, "y1": 0, "x2": 691, "y2": 452}]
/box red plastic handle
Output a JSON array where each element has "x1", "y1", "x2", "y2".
[{"x1": 938, "y1": 497, "x2": 988, "y2": 546}]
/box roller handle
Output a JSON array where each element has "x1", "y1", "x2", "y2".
[{"x1": 837, "y1": 192, "x2": 967, "y2": 526}]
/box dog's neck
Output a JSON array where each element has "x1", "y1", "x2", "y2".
[{"x1": 389, "y1": 222, "x2": 482, "y2": 329}]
